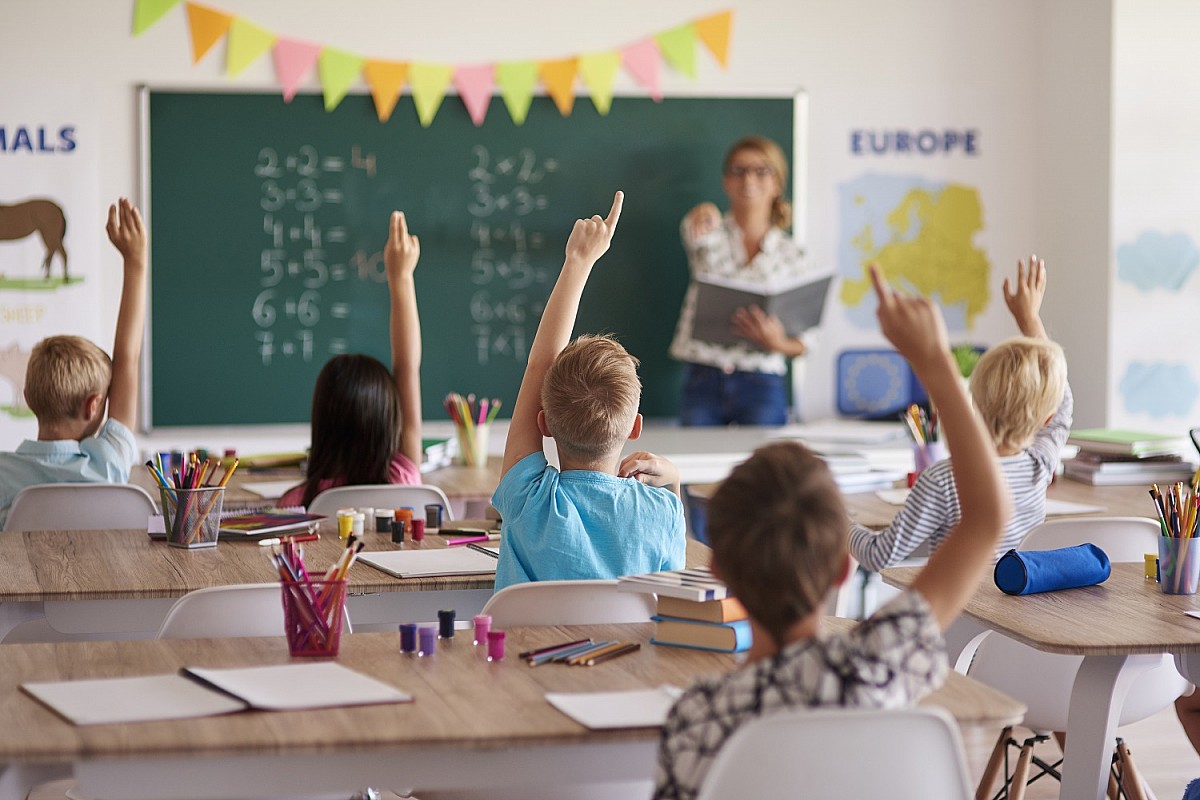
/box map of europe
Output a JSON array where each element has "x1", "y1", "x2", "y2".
[{"x1": 838, "y1": 174, "x2": 990, "y2": 332}]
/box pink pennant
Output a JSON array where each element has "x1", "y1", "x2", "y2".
[
  {"x1": 622, "y1": 38, "x2": 662, "y2": 102},
  {"x1": 454, "y1": 64, "x2": 494, "y2": 127},
  {"x1": 273, "y1": 37, "x2": 321, "y2": 103}
]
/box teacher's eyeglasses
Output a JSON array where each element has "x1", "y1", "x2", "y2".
[{"x1": 725, "y1": 165, "x2": 774, "y2": 179}]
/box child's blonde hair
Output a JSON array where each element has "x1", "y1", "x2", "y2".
[
  {"x1": 541, "y1": 334, "x2": 641, "y2": 459},
  {"x1": 969, "y1": 336, "x2": 1066, "y2": 452},
  {"x1": 708, "y1": 441, "x2": 848, "y2": 646},
  {"x1": 24, "y1": 335, "x2": 112, "y2": 422}
]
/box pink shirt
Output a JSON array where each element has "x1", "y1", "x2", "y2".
[{"x1": 278, "y1": 451, "x2": 421, "y2": 509}]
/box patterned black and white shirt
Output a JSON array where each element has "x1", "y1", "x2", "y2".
[
  {"x1": 849, "y1": 382, "x2": 1074, "y2": 572},
  {"x1": 652, "y1": 590, "x2": 946, "y2": 800}
]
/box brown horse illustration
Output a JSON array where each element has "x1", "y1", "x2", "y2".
[{"x1": 0, "y1": 199, "x2": 68, "y2": 280}]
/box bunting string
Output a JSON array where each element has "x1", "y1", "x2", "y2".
[{"x1": 133, "y1": 2, "x2": 733, "y2": 126}]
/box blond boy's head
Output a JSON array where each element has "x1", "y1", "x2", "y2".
[
  {"x1": 708, "y1": 441, "x2": 848, "y2": 645},
  {"x1": 969, "y1": 336, "x2": 1066, "y2": 452},
  {"x1": 24, "y1": 335, "x2": 112, "y2": 425},
  {"x1": 541, "y1": 334, "x2": 641, "y2": 461}
]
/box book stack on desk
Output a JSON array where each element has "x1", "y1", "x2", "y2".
[
  {"x1": 618, "y1": 568, "x2": 752, "y2": 653},
  {"x1": 1064, "y1": 429, "x2": 1195, "y2": 485}
]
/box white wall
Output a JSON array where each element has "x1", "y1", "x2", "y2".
[{"x1": 3, "y1": 0, "x2": 1125, "y2": 447}]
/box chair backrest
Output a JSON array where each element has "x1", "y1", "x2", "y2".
[
  {"x1": 696, "y1": 707, "x2": 972, "y2": 800},
  {"x1": 307, "y1": 484, "x2": 455, "y2": 520},
  {"x1": 156, "y1": 583, "x2": 286, "y2": 639},
  {"x1": 481, "y1": 580, "x2": 657, "y2": 627},
  {"x1": 1018, "y1": 515, "x2": 1161, "y2": 562},
  {"x1": 970, "y1": 515, "x2": 1188, "y2": 731},
  {"x1": 4, "y1": 483, "x2": 159, "y2": 532}
]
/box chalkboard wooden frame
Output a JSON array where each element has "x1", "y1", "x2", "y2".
[{"x1": 139, "y1": 87, "x2": 805, "y2": 430}]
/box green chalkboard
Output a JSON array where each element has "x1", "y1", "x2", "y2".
[{"x1": 146, "y1": 91, "x2": 796, "y2": 427}]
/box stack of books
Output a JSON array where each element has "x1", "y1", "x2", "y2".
[
  {"x1": 420, "y1": 436, "x2": 459, "y2": 474},
  {"x1": 617, "y1": 568, "x2": 752, "y2": 653},
  {"x1": 1064, "y1": 428, "x2": 1196, "y2": 485}
]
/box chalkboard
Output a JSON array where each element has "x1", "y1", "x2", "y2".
[{"x1": 145, "y1": 91, "x2": 797, "y2": 427}]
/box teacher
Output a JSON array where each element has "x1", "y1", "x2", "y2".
[{"x1": 669, "y1": 135, "x2": 812, "y2": 426}]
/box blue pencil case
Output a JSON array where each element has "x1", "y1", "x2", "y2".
[{"x1": 993, "y1": 544, "x2": 1111, "y2": 595}]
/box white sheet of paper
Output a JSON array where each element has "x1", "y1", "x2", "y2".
[
  {"x1": 185, "y1": 662, "x2": 411, "y2": 711},
  {"x1": 23, "y1": 674, "x2": 246, "y2": 726},
  {"x1": 545, "y1": 685, "x2": 684, "y2": 730},
  {"x1": 1186, "y1": 611, "x2": 1200, "y2": 621},
  {"x1": 1044, "y1": 498, "x2": 1106, "y2": 516},
  {"x1": 876, "y1": 488, "x2": 911, "y2": 506},
  {"x1": 358, "y1": 547, "x2": 499, "y2": 579},
  {"x1": 239, "y1": 480, "x2": 299, "y2": 499}
]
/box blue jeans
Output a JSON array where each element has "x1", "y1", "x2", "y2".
[{"x1": 679, "y1": 363, "x2": 789, "y2": 427}]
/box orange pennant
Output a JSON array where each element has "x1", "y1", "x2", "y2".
[
  {"x1": 185, "y1": 2, "x2": 233, "y2": 64},
  {"x1": 539, "y1": 58, "x2": 578, "y2": 116},
  {"x1": 364, "y1": 60, "x2": 409, "y2": 123},
  {"x1": 695, "y1": 10, "x2": 733, "y2": 68}
]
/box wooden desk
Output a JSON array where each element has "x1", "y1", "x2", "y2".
[
  {"x1": 0, "y1": 527, "x2": 711, "y2": 641},
  {"x1": 882, "y1": 563, "x2": 1200, "y2": 800},
  {"x1": 0, "y1": 621, "x2": 1022, "y2": 800}
]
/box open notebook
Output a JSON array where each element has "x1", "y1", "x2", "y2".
[
  {"x1": 358, "y1": 547, "x2": 499, "y2": 579},
  {"x1": 23, "y1": 662, "x2": 412, "y2": 725}
]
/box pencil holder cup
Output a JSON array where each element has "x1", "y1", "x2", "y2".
[
  {"x1": 455, "y1": 423, "x2": 490, "y2": 468},
  {"x1": 160, "y1": 486, "x2": 224, "y2": 549},
  {"x1": 911, "y1": 441, "x2": 947, "y2": 476},
  {"x1": 1158, "y1": 536, "x2": 1200, "y2": 594},
  {"x1": 281, "y1": 578, "x2": 347, "y2": 657}
]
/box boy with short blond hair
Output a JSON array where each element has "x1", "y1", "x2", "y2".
[
  {"x1": 653, "y1": 265, "x2": 1011, "y2": 799},
  {"x1": 0, "y1": 199, "x2": 148, "y2": 528},
  {"x1": 850, "y1": 255, "x2": 1071, "y2": 571},
  {"x1": 492, "y1": 192, "x2": 686, "y2": 592}
]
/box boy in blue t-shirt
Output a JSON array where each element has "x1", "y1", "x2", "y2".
[{"x1": 492, "y1": 192, "x2": 686, "y2": 591}]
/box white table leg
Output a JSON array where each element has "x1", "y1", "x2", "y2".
[{"x1": 1060, "y1": 654, "x2": 1157, "y2": 800}]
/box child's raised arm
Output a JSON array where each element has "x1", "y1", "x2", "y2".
[
  {"x1": 870, "y1": 264, "x2": 1011, "y2": 629},
  {"x1": 1003, "y1": 254, "x2": 1048, "y2": 339},
  {"x1": 501, "y1": 191, "x2": 623, "y2": 477},
  {"x1": 386, "y1": 211, "x2": 423, "y2": 468},
  {"x1": 105, "y1": 198, "x2": 147, "y2": 430}
]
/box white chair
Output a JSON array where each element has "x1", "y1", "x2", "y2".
[
  {"x1": 307, "y1": 484, "x2": 455, "y2": 520},
  {"x1": 480, "y1": 579, "x2": 656, "y2": 627},
  {"x1": 696, "y1": 707, "x2": 972, "y2": 800},
  {"x1": 969, "y1": 516, "x2": 1187, "y2": 800},
  {"x1": 4, "y1": 482, "x2": 158, "y2": 532},
  {"x1": 156, "y1": 582, "x2": 353, "y2": 639}
]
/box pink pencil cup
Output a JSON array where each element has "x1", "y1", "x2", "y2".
[{"x1": 281, "y1": 578, "x2": 347, "y2": 657}]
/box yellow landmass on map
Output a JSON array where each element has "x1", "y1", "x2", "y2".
[{"x1": 841, "y1": 185, "x2": 989, "y2": 326}]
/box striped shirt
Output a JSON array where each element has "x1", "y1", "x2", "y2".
[
  {"x1": 849, "y1": 383, "x2": 1074, "y2": 572},
  {"x1": 669, "y1": 214, "x2": 811, "y2": 375}
]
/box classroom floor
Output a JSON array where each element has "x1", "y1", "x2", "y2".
[{"x1": 24, "y1": 705, "x2": 1200, "y2": 800}]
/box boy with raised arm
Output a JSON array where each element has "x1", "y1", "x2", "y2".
[
  {"x1": 492, "y1": 192, "x2": 686, "y2": 592},
  {"x1": 653, "y1": 265, "x2": 1012, "y2": 799},
  {"x1": 0, "y1": 199, "x2": 148, "y2": 527}
]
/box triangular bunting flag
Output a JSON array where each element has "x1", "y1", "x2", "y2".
[
  {"x1": 363, "y1": 60, "x2": 408, "y2": 123},
  {"x1": 495, "y1": 61, "x2": 537, "y2": 125},
  {"x1": 319, "y1": 48, "x2": 364, "y2": 112},
  {"x1": 409, "y1": 63, "x2": 454, "y2": 127},
  {"x1": 133, "y1": 0, "x2": 180, "y2": 36},
  {"x1": 694, "y1": 10, "x2": 733, "y2": 68},
  {"x1": 454, "y1": 65, "x2": 495, "y2": 127},
  {"x1": 226, "y1": 17, "x2": 275, "y2": 78},
  {"x1": 539, "y1": 58, "x2": 578, "y2": 116},
  {"x1": 273, "y1": 37, "x2": 321, "y2": 103},
  {"x1": 185, "y1": 3, "x2": 233, "y2": 64},
  {"x1": 578, "y1": 51, "x2": 621, "y2": 116},
  {"x1": 656, "y1": 23, "x2": 696, "y2": 79},
  {"x1": 622, "y1": 38, "x2": 662, "y2": 102}
]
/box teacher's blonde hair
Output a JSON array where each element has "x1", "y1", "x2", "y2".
[{"x1": 724, "y1": 135, "x2": 792, "y2": 231}]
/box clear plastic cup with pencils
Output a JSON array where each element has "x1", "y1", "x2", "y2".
[
  {"x1": 902, "y1": 404, "x2": 943, "y2": 487},
  {"x1": 1150, "y1": 481, "x2": 1200, "y2": 594},
  {"x1": 161, "y1": 486, "x2": 225, "y2": 549},
  {"x1": 281, "y1": 578, "x2": 348, "y2": 657},
  {"x1": 445, "y1": 392, "x2": 500, "y2": 468}
]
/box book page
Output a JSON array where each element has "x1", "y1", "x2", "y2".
[
  {"x1": 546, "y1": 686, "x2": 684, "y2": 729},
  {"x1": 23, "y1": 674, "x2": 247, "y2": 725},
  {"x1": 183, "y1": 662, "x2": 411, "y2": 711}
]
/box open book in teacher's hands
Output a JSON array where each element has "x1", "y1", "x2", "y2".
[{"x1": 691, "y1": 269, "x2": 834, "y2": 349}]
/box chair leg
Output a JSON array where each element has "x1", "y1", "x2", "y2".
[
  {"x1": 1115, "y1": 739, "x2": 1149, "y2": 800},
  {"x1": 1007, "y1": 740, "x2": 1035, "y2": 800},
  {"x1": 976, "y1": 727, "x2": 1012, "y2": 800}
]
